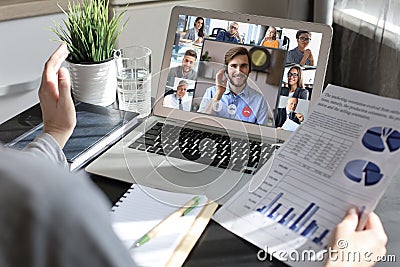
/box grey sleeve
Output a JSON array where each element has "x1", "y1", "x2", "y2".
[
  {"x1": 286, "y1": 50, "x2": 296, "y2": 64},
  {"x1": 23, "y1": 132, "x2": 69, "y2": 168}
]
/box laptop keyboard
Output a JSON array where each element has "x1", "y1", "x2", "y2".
[{"x1": 128, "y1": 122, "x2": 278, "y2": 175}]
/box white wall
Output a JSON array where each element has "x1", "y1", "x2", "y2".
[{"x1": 0, "y1": 13, "x2": 64, "y2": 123}]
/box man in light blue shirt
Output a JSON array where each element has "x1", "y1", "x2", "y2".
[{"x1": 198, "y1": 46, "x2": 268, "y2": 125}]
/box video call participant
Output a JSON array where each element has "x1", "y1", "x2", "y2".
[
  {"x1": 163, "y1": 80, "x2": 191, "y2": 111},
  {"x1": 280, "y1": 65, "x2": 309, "y2": 100},
  {"x1": 183, "y1": 17, "x2": 205, "y2": 44},
  {"x1": 216, "y1": 22, "x2": 242, "y2": 43},
  {"x1": 260, "y1": 26, "x2": 279, "y2": 48},
  {"x1": 198, "y1": 46, "x2": 268, "y2": 125},
  {"x1": 286, "y1": 30, "x2": 314, "y2": 66},
  {"x1": 167, "y1": 49, "x2": 198, "y2": 87},
  {"x1": 275, "y1": 97, "x2": 304, "y2": 128}
]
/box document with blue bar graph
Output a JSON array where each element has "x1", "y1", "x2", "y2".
[{"x1": 213, "y1": 84, "x2": 400, "y2": 266}]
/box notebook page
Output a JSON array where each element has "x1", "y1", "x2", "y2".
[{"x1": 111, "y1": 185, "x2": 207, "y2": 267}]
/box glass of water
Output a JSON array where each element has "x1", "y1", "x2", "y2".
[{"x1": 114, "y1": 46, "x2": 152, "y2": 118}]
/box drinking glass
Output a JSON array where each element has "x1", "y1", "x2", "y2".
[{"x1": 114, "y1": 46, "x2": 152, "y2": 118}]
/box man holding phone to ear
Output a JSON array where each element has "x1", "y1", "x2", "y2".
[{"x1": 198, "y1": 46, "x2": 268, "y2": 125}]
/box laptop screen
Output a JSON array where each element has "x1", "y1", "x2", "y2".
[{"x1": 156, "y1": 7, "x2": 332, "y2": 138}]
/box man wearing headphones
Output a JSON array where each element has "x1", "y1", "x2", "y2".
[{"x1": 198, "y1": 46, "x2": 268, "y2": 125}]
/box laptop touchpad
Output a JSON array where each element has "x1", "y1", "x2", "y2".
[
  {"x1": 139, "y1": 158, "x2": 250, "y2": 203},
  {"x1": 155, "y1": 158, "x2": 223, "y2": 187}
]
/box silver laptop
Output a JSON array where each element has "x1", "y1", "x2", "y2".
[{"x1": 86, "y1": 6, "x2": 332, "y2": 204}]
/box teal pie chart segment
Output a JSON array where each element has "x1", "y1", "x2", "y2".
[
  {"x1": 344, "y1": 160, "x2": 383, "y2": 186},
  {"x1": 362, "y1": 127, "x2": 400, "y2": 152}
]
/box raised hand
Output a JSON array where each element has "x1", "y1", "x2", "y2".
[{"x1": 39, "y1": 44, "x2": 76, "y2": 148}]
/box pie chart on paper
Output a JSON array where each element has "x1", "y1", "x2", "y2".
[
  {"x1": 362, "y1": 127, "x2": 400, "y2": 152},
  {"x1": 344, "y1": 160, "x2": 383, "y2": 186}
]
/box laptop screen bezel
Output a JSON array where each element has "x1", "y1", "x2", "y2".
[{"x1": 153, "y1": 6, "x2": 332, "y2": 141}]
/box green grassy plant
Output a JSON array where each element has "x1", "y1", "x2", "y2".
[{"x1": 51, "y1": 0, "x2": 127, "y2": 63}]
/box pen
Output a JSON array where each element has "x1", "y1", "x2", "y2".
[{"x1": 134, "y1": 195, "x2": 201, "y2": 248}]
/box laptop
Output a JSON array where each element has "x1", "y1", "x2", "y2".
[{"x1": 86, "y1": 6, "x2": 332, "y2": 204}]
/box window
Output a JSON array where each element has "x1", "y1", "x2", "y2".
[{"x1": 333, "y1": 0, "x2": 400, "y2": 49}]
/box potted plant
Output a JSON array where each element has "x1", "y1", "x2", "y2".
[{"x1": 51, "y1": 0, "x2": 127, "y2": 106}]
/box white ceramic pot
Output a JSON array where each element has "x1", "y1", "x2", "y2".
[{"x1": 67, "y1": 58, "x2": 117, "y2": 106}]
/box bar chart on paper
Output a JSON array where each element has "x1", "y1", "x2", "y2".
[
  {"x1": 254, "y1": 191, "x2": 330, "y2": 247},
  {"x1": 222, "y1": 166, "x2": 371, "y2": 251}
]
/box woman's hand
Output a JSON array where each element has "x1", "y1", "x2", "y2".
[
  {"x1": 325, "y1": 208, "x2": 387, "y2": 267},
  {"x1": 39, "y1": 44, "x2": 76, "y2": 148}
]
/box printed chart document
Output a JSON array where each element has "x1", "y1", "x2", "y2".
[
  {"x1": 112, "y1": 185, "x2": 217, "y2": 267},
  {"x1": 213, "y1": 84, "x2": 400, "y2": 266}
]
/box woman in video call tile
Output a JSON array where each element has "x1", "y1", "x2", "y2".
[
  {"x1": 286, "y1": 30, "x2": 314, "y2": 66},
  {"x1": 280, "y1": 65, "x2": 309, "y2": 100},
  {"x1": 183, "y1": 17, "x2": 205, "y2": 44},
  {"x1": 260, "y1": 26, "x2": 279, "y2": 48}
]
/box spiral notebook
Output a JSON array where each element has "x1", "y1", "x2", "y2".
[{"x1": 111, "y1": 184, "x2": 218, "y2": 267}]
